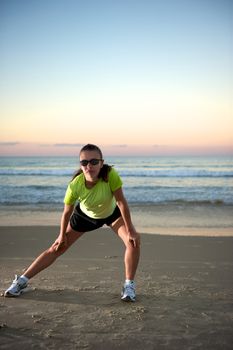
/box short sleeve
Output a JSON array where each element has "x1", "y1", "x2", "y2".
[
  {"x1": 63, "y1": 180, "x2": 78, "y2": 205},
  {"x1": 108, "y1": 168, "x2": 123, "y2": 192}
]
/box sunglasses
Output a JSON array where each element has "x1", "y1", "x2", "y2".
[{"x1": 80, "y1": 159, "x2": 102, "y2": 166}]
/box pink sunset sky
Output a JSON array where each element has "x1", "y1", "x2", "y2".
[{"x1": 1, "y1": 0, "x2": 232, "y2": 157}]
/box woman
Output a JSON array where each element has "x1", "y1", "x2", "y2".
[{"x1": 5, "y1": 144, "x2": 140, "y2": 302}]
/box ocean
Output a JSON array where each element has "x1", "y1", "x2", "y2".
[{"x1": 0, "y1": 155, "x2": 233, "y2": 234}]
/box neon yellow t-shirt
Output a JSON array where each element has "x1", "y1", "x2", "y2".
[{"x1": 64, "y1": 168, "x2": 123, "y2": 219}]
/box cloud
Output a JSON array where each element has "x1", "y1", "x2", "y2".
[
  {"x1": 153, "y1": 144, "x2": 169, "y2": 148},
  {"x1": 53, "y1": 143, "x2": 84, "y2": 147},
  {"x1": 110, "y1": 144, "x2": 128, "y2": 148},
  {"x1": 0, "y1": 142, "x2": 20, "y2": 146}
]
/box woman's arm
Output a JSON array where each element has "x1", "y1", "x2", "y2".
[
  {"x1": 113, "y1": 187, "x2": 139, "y2": 247},
  {"x1": 60, "y1": 204, "x2": 74, "y2": 235},
  {"x1": 55, "y1": 204, "x2": 74, "y2": 251}
]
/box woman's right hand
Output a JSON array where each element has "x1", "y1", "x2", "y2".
[{"x1": 53, "y1": 234, "x2": 68, "y2": 252}]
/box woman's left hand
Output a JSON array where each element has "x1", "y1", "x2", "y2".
[{"x1": 128, "y1": 229, "x2": 140, "y2": 248}]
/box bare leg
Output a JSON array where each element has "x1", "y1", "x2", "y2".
[
  {"x1": 110, "y1": 218, "x2": 140, "y2": 280},
  {"x1": 23, "y1": 225, "x2": 84, "y2": 279}
]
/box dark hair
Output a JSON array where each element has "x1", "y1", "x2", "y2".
[
  {"x1": 81, "y1": 143, "x2": 103, "y2": 158},
  {"x1": 71, "y1": 144, "x2": 112, "y2": 182}
]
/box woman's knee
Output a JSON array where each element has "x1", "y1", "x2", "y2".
[
  {"x1": 126, "y1": 244, "x2": 140, "y2": 254},
  {"x1": 47, "y1": 244, "x2": 66, "y2": 257}
]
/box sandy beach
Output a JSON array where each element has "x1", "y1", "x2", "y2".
[{"x1": 0, "y1": 226, "x2": 233, "y2": 349}]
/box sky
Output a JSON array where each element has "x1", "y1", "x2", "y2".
[{"x1": 0, "y1": 0, "x2": 232, "y2": 156}]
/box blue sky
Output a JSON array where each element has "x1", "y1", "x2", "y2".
[{"x1": 0, "y1": 0, "x2": 232, "y2": 155}]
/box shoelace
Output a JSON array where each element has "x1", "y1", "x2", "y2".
[
  {"x1": 12, "y1": 276, "x2": 26, "y2": 287},
  {"x1": 124, "y1": 284, "x2": 135, "y2": 296}
]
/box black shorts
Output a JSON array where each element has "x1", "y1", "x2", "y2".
[{"x1": 70, "y1": 204, "x2": 121, "y2": 232}]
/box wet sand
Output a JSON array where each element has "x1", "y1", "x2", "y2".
[{"x1": 0, "y1": 226, "x2": 233, "y2": 349}]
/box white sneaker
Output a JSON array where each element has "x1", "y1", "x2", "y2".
[
  {"x1": 121, "y1": 281, "x2": 136, "y2": 302},
  {"x1": 4, "y1": 275, "x2": 28, "y2": 297}
]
